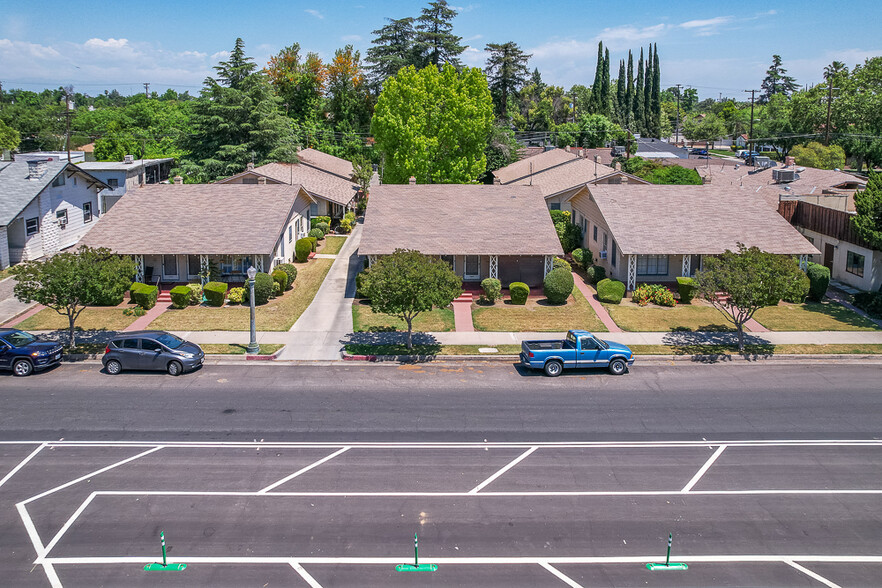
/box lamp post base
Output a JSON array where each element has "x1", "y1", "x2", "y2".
[{"x1": 245, "y1": 343, "x2": 260, "y2": 354}]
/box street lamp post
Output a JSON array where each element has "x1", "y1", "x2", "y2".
[{"x1": 246, "y1": 266, "x2": 259, "y2": 354}]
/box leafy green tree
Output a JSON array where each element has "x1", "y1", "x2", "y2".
[
  {"x1": 790, "y1": 141, "x2": 846, "y2": 169},
  {"x1": 0, "y1": 119, "x2": 21, "y2": 152},
  {"x1": 852, "y1": 172, "x2": 882, "y2": 250},
  {"x1": 481, "y1": 123, "x2": 521, "y2": 182},
  {"x1": 365, "y1": 17, "x2": 419, "y2": 88},
  {"x1": 365, "y1": 249, "x2": 462, "y2": 349},
  {"x1": 569, "y1": 84, "x2": 592, "y2": 122},
  {"x1": 695, "y1": 245, "x2": 807, "y2": 351},
  {"x1": 578, "y1": 114, "x2": 622, "y2": 148},
  {"x1": 682, "y1": 113, "x2": 726, "y2": 148},
  {"x1": 327, "y1": 45, "x2": 372, "y2": 131},
  {"x1": 10, "y1": 247, "x2": 135, "y2": 349},
  {"x1": 371, "y1": 64, "x2": 493, "y2": 183},
  {"x1": 484, "y1": 41, "x2": 531, "y2": 119},
  {"x1": 760, "y1": 54, "x2": 799, "y2": 103},
  {"x1": 832, "y1": 57, "x2": 882, "y2": 170},
  {"x1": 265, "y1": 44, "x2": 326, "y2": 121},
  {"x1": 414, "y1": 0, "x2": 465, "y2": 69},
  {"x1": 352, "y1": 154, "x2": 374, "y2": 196}
]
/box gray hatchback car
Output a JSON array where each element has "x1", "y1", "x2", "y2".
[{"x1": 102, "y1": 331, "x2": 204, "y2": 375}]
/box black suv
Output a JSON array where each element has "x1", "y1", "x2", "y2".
[
  {"x1": 0, "y1": 329, "x2": 63, "y2": 377},
  {"x1": 102, "y1": 331, "x2": 204, "y2": 376}
]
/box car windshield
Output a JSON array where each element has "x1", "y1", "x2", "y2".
[
  {"x1": 3, "y1": 331, "x2": 37, "y2": 348},
  {"x1": 154, "y1": 333, "x2": 184, "y2": 349}
]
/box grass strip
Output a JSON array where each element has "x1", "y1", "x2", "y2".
[
  {"x1": 319, "y1": 236, "x2": 347, "y2": 255},
  {"x1": 630, "y1": 344, "x2": 882, "y2": 355},
  {"x1": 200, "y1": 343, "x2": 284, "y2": 355},
  {"x1": 345, "y1": 344, "x2": 522, "y2": 356}
]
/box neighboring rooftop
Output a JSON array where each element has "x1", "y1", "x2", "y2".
[
  {"x1": 79, "y1": 184, "x2": 309, "y2": 255},
  {"x1": 296, "y1": 148, "x2": 354, "y2": 180},
  {"x1": 577, "y1": 184, "x2": 819, "y2": 256},
  {"x1": 0, "y1": 160, "x2": 107, "y2": 226},
  {"x1": 493, "y1": 148, "x2": 578, "y2": 184},
  {"x1": 703, "y1": 162, "x2": 866, "y2": 196},
  {"x1": 77, "y1": 158, "x2": 174, "y2": 172},
  {"x1": 359, "y1": 184, "x2": 563, "y2": 256},
  {"x1": 217, "y1": 161, "x2": 359, "y2": 206},
  {"x1": 634, "y1": 137, "x2": 687, "y2": 159}
]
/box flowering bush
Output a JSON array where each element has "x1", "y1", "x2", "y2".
[
  {"x1": 227, "y1": 287, "x2": 246, "y2": 304},
  {"x1": 632, "y1": 284, "x2": 676, "y2": 307}
]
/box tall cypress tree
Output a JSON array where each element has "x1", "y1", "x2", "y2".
[
  {"x1": 643, "y1": 44, "x2": 653, "y2": 134},
  {"x1": 626, "y1": 50, "x2": 634, "y2": 129},
  {"x1": 634, "y1": 48, "x2": 645, "y2": 134},
  {"x1": 651, "y1": 46, "x2": 661, "y2": 137},
  {"x1": 591, "y1": 41, "x2": 603, "y2": 114},
  {"x1": 600, "y1": 47, "x2": 611, "y2": 117},
  {"x1": 616, "y1": 60, "x2": 626, "y2": 126}
]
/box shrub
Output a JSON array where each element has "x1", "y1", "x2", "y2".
[
  {"x1": 253, "y1": 272, "x2": 274, "y2": 305},
  {"x1": 307, "y1": 236, "x2": 317, "y2": 251},
  {"x1": 585, "y1": 265, "x2": 606, "y2": 284},
  {"x1": 782, "y1": 272, "x2": 810, "y2": 303},
  {"x1": 571, "y1": 248, "x2": 592, "y2": 270},
  {"x1": 186, "y1": 283, "x2": 203, "y2": 305},
  {"x1": 203, "y1": 281, "x2": 228, "y2": 307},
  {"x1": 316, "y1": 222, "x2": 330, "y2": 235},
  {"x1": 356, "y1": 197, "x2": 367, "y2": 216},
  {"x1": 854, "y1": 292, "x2": 882, "y2": 318},
  {"x1": 91, "y1": 276, "x2": 131, "y2": 306},
  {"x1": 509, "y1": 282, "x2": 530, "y2": 305},
  {"x1": 806, "y1": 262, "x2": 830, "y2": 302},
  {"x1": 310, "y1": 215, "x2": 331, "y2": 230},
  {"x1": 676, "y1": 276, "x2": 698, "y2": 304},
  {"x1": 549, "y1": 209, "x2": 571, "y2": 225},
  {"x1": 356, "y1": 270, "x2": 372, "y2": 299},
  {"x1": 596, "y1": 278, "x2": 626, "y2": 304},
  {"x1": 273, "y1": 281, "x2": 282, "y2": 297},
  {"x1": 271, "y1": 269, "x2": 288, "y2": 293},
  {"x1": 344, "y1": 211, "x2": 356, "y2": 224},
  {"x1": 169, "y1": 285, "x2": 192, "y2": 309},
  {"x1": 481, "y1": 277, "x2": 502, "y2": 303},
  {"x1": 552, "y1": 257, "x2": 572, "y2": 272},
  {"x1": 309, "y1": 228, "x2": 325, "y2": 241},
  {"x1": 632, "y1": 284, "x2": 675, "y2": 306},
  {"x1": 295, "y1": 238, "x2": 312, "y2": 262},
  {"x1": 544, "y1": 267, "x2": 575, "y2": 304},
  {"x1": 227, "y1": 287, "x2": 246, "y2": 304},
  {"x1": 275, "y1": 263, "x2": 297, "y2": 289},
  {"x1": 123, "y1": 305, "x2": 147, "y2": 317},
  {"x1": 339, "y1": 218, "x2": 352, "y2": 233},
  {"x1": 555, "y1": 221, "x2": 582, "y2": 253},
  {"x1": 130, "y1": 283, "x2": 158, "y2": 310},
  {"x1": 129, "y1": 282, "x2": 148, "y2": 303}
]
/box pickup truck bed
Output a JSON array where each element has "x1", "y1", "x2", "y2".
[{"x1": 520, "y1": 330, "x2": 634, "y2": 377}]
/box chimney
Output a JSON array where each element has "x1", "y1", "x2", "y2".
[
  {"x1": 124, "y1": 155, "x2": 134, "y2": 164},
  {"x1": 247, "y1": 162, "x2": 255, "y2": 171},
  {"x1": 409, "y1": 176, "x2": 416, "y2": 185},
  {"x1": 595, "y1": 155, "x2": 602, "y2": 163},
  {"x1": 579, "y1": 149, "x2": 585, "y2": 158},
  {"x1": 784, "y1": 156, "x2": 796, "y2": 167},
  {"x1": 614, "y1": 162, "x2": 621, "y2": 171},
  {"x1": 257, "y1": 176, "x2": 266, "y2": 184},
  {"x1": 493, "y1": 177, "x2": 501, "y2": 185},
  {"x1": 173, "y1": 175, "x2": 183, "y2": 185},
  {"x1": 565, "y1": 145, "x2": 571, "y2": 153},
  {"x1": 27, "y1": 160, "x2": 48, "y2": 180}
]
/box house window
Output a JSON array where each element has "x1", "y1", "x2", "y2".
[
  {"x1": 637, "y1": 254, "x2": 669, "y2": 276},
  {"x1": 188, "y1": 255, "x2": 200, "y2": 277},
  {"x1": 309, "y1": 203, "x2": 319, "y2": 217},
  {"x1": 242, "y1": 177, "x2": 258, "y2": 184},
  {"x1": 52, "y1": 174, "x2": 65, "y2": 187},
  {"x1": 83, "y1": 202, "x2": 93, "y2": 223},
  {"x1": 602, "y1": 232, "x2": 608, "y2": 253},
  {"x1": 288, "y1": 225, "x2": 293, "y2": 243},
  {"x1": 26, "y1": 218, "x2": 39, "y2": 235},
  {"x1": 611, "y1": 241, "x2": 617, "y2": 267},
  {"x1": 162, "y1": 255, "x2": 178, "y2": 276},
  {"x1": 846, "y1": 251, "x2": 865, "y2": 277},
  {"x1": 107, "y1": 178, "x2": 119, "y2": 188},
  {"x1": 593, "y1": 225, "x2": 598, "y2": 242},
  {"x1": 549, "y1": 203, "x2": 561, "y2": 211}
]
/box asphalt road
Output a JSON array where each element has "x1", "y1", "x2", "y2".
[{"x1": 1, "y1": 362, "x2": 881, "y2": 587}]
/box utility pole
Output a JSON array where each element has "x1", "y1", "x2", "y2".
[
  {"x1": 744, "y1": 89, "x2": 757, "y2": 155},
  {"x1": 823, "y1": 80, "x2": 839, "y2": 146},
  {"x1": 143, "y1": 82, "x2": 150, "y2": 99},
  {"x1": 674, "y1": 84, "x2": 682, "y2": 146}
]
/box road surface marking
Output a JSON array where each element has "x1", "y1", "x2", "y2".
[
  {"x1": 41, "y1": 492, "x2": 97, "y2": 558},
  {"x1": 290, "y1": 562, "x2": 324, "y2": 588},
  {"x1": 258, "y1": 447, "x2": 350, "y2": 493},
  {"x1": 682, "y1": 444, "x2": 727, "y2": 492},
  {"x1": 469, "y1": 446, "x2": 538, "y2": 493},
  {"x1": 540, "y1": 562, "x2": 584, "y2": 587},
  {"x1": 0, "y1": 442, "x2": 47, "y2": 489},
  {"x1": 785, "y1": 560, "x2": 843, "y2": 588}
]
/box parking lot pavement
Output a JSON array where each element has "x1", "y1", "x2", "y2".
[{"x1": 4, "y1": 440, "x2": 882, "y2": 587}]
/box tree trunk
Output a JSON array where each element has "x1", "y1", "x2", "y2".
[
  {"x1": 736, "y1": 323, "x2": 745, "y2": 352},
  {"x1": 68, "y1": 313, "x2": 76, "y2": 350},
  {"x1": 405, "y1": 316, "x2": 413, "y2": 350}
]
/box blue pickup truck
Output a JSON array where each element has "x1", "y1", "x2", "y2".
[{"x1": 520, "y1": 330, "x2": 634, "y2": 377}]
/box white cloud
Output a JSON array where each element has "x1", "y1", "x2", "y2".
[
  {"x1": 305, "y1": 9, "x2": 324, "y2": 19},
  {"x1": 210, "y1": 50, "x2": 229, "y2": 61},
  {"x1": 460, "y1": 45, "x2": 486, "y2": 68},
  {"x1": 450, "y1": 4, "x2": 478, "y2": 13},
  {"x1": 679, "y1": 16, "x2": 732, "y2": 29},
  {"x1": 83, "y1": 37, "x2": 130, "y2": 49},
  {"x1": 341, "y1": 35, "x2": 362, "y2": 42},
  {"x1": 592, "y1": 23, "x2": 667, "y2": 50}
]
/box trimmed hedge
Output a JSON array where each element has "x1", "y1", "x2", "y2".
[
  {"x1": 543, "y1": 267, "x2": 574, "y2": 304},
  {"x1": 228, "y1": 287, "x2": 246, "y2": 304},
  {"x1": 130, "y1": 283, "x2": 158, "y2": 310},
  {"x1": 169, "y1": 285, "x2": 191, "y2": 309},
  {"x1": 596, "y1": 278, "x2": 626, "y2": 304},
  {"x1": 509, "y1": 282, "x2": 530, "y2": 305},
  {"x1": 295, "y1": 238, "x2": 312, "y2": 262},
  {"x1": 275, "y1": 263, "x2": 297, "y2": 289},
  {"x1": 481, "y1": 277, "x2": 502, "y2": 303},
  {"x1": 676, "y1": 276, "x2": 698, "y2": 304},
  {"x1": 309, "y1": 228, "x2": 325, "y2": 241},
  {"x1": 310, "y1": 215, "x2": 331, "y2": 230},
  {"x1": 854, "y1": 292, "x2": 882, "y2": 318},
  {"x1": 783, "y1": 272, "x2": 810, "y2": 303},
  {"x1": 186, "y1": 283, "x2": 203, "y2": 305},
  {"x1": 203, "y1": 281, "x2": 228, "y2": 307},
  {"x1": 806, "y1": 262, "x2": 830, "y2": 302},
  {"x1": 552, "y1": 257, "x2": 572, "y2": 272},
  {"x1": 585, "y1": 265, "x2": 606, "y2": 284},
  {"x1": 307, "y1": 236, "x2": 317, "y2": 251},
  {"x1": 571, "y1": 248, "x2": 592, "y2": 270},
  {"x1": 316, "y1": 222, "x2": 330, "y2": 235},
  {"x1": 271, "y1": 269, "x2": 288, "y2": 292},
  {"x1": 356, "y1": 270, "x2": 371, "y2": 298},
  {"x1": 253, "y1": 272, "x2": 274, "y2": 305}
]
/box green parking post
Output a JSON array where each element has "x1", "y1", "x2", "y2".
[
  {"x1": 144, "y1": 531, "x2": 187, "y2": 571},
  {"x1": 395, "y1": 532, "x2": 437, "y2": 572},
  {"x1": 646, "y1": 532, "x2": 688, "y2": 571}
]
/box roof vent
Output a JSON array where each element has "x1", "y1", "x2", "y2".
[
  {"x1": 124, "y1": 155, "x2": 134, "y2": 164},
  {"x1": 409, "y1": 176, "x2": 416, "y2": 185},
  {"x1": 796, "y1": 167, "x2": 806, "y2": 173},
  {"x1": 173, "y1": 175, "x2": 183, "y2": 185},
  {"x1": 27, "y1": 160, "x2": 48, "y2": 180},
  {"x1": 246, "y1": 162, "x2": 255, "y2": 171}
]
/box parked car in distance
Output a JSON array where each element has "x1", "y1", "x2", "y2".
[
  {"x1": 520, "y1": 329, "x2": 634, "y2": 376},
  {"x1": 0, "y1": 329, "x2": 63, "y2": 377},
  {"x1": 690, "y1": 148, "x2": 708, "y2": 156},
  {"x1": 102, "y1": 330, "x2": 204, "y2": 375},
  {"x1": 741, "y1": 150, "x2": 760, "y2": 160}
]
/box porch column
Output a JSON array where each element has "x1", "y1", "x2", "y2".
[
  {"x1": 627, "y1": 254, "x2": 637, "y2": 291},
  {"x1": 681, "y1": 254, "x2": 690, "y2": 277},
  {"x1": 133, "y1": 254, "x2": 144, "y2": 283},
  {"x1": 200, "y1": 254, "x2": 209, "y2": 286},
  {"x1": 799, "y1": 254, "x2": 808, "y2": 271},
  {"x1": 543, "y1": 255, "x2": 553, "y2": 278},
  {"x1": 368, "y1": 255, "x2": 377, "y2": 267},
  {"x1": 489, "y1": 255, "x2": 498, "y2": 279}
]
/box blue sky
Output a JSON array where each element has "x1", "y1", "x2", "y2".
[{"x1": 1, "y1": 0, "x2": 880, "y2": 99}]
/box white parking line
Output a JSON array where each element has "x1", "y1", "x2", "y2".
[
  {"x1": 290, "y1": 562, "x2": 324, "y2": 588},
  {"x1": 469, "y1": 446, "x2": 538, "y2": 493},
  {"x1": 0, "y1": 442, "x2": 47, "y2": 490},
  {"x1": 15, "y1": 503, "x2": 62, "y2": 587},
  {"x1": 682, "y1": 444, "x2": 727, "y2": 493},
  {"x1": 258, "y1": 447, "x2": 350, "y2": 493},
  {"x1": 41, "y1": 492, "x2": 97, "y2": 557},
  {"x1": 785, "y1": 560, "x2": 843, "y2": 588},
  {"x1": 540, "y1": 562, "x2": 584, "y2": 587}
]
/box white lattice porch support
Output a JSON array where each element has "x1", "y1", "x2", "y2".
[
  {"x1": 255, "y1": 256, "x2": 264, "y2": 273},
  {"x1": 368, "y1": 255, "x2": 377, "y2": 267},
  {"x1": 133, "y1": 255, "x2": 144, "y2": 283},
  {"x1": 627, "y1": 255, "x2": 637, "y2": 291},
  {"x1": 199, "y1": 254, "x2": 209, "y2": 286},
  {"x1": 799, "y1": 254, "x2": 808, "y2": 271},
  {"x1": 681, "y1": 254, "x2": 690, "y2": 277},
  {"x1": 544, "y1": 255, "x2": 554, "y2": 278},
  {"x1": 489, "y1": 255, "x2": 498, "y2": 279}
]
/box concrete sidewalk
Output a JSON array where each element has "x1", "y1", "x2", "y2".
[{"x1": 0, "y1": 276, "x2": 37, "y2": 326}]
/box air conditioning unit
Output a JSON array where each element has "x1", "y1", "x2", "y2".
[
  {"x1": 57, "y1": 219, "x2": 67, "y2": 229},
  {"x1": 773, "y1": 168, "x2": 797, "y2": 183},
  {"x1": 599, "y1": 251, "x2": 608, "y2": 259},
  {"x1": 124, "y1": 154, "x2": 134, "y2": 164}
]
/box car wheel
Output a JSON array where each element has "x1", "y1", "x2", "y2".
[
  {"x1": 105, "y1": 359, "x2": 122, "y2": 375},
  {"x1": 608, "y1": 358, "x2": 627, "y2": 375},
  {"x1": 543, "y1": 360, "x2": 563, "y2": 377},
  {"x1": 167, "y1": 360, "x2": 183, "y2": 376},
  {"x1": 12, "y1": 359, "x2": 33, "y2": 377}
]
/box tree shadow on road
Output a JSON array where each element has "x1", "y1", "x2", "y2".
[{"x1": 661, "y1": 330, "x2": 775, "y2": 362}]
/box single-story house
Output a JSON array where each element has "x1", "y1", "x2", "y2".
[
  {"x1": 79, "y1": 183, "x2": 314, "y2": 284},
  {"x1": 78, "y1": 157, "x2": 174, "y2": 213},
  {"x1": 296, "y1": 148, "x2": 355, "y2": 180},
  {"x1": 1, "y1": 159, "x2": 109, "y2": 269},
  {"x1": 216, "y1": 161, "x2": 358, "y2": 221},
  {"x1": 570, "y1": 184, "x2": 820, "y2": 291},
  {"x1": 735, "y1": 134, "x2": 749, "y2": 148},
  {"x1": 702, "y1": 158, "x2": 866, "y2": 200},
  {"x1": 779, "y1": 197, "x2": 881, "y2": 292},
  {"x1": 359, "y1": 183, "x2": 563, "y2": 286}
]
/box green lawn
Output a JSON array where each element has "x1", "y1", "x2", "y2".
[
  {"x1": 16, "y1": 308, "x2": 139, "y2": 331},
  {"x1": 201, "y1": 343, "x2": 284, "y2": 355},
  {"x1": 149, "y1": 258, "x2": 333, "y2": 331},
  {"x1": 473, "y1": 287, "x2": 607, "y2": 332},
  {"x1": 319, "y1": 236, "x2": 347, "y2": 255},
  {"x1": 605, "y1": 303, "x2": 733, "y2": 332},
  {"x1": 0, "y1": 267, "x2": 13, "y2": 281},
  {"x1": 753, "y1": 301, "x2": 880, "y2": 331},
  {"x1": 345, "y1": 343, "x2": 522, "y2": 355},
  {"x1": 352, "y1": 300, "x2": 455, "y2": 332}
]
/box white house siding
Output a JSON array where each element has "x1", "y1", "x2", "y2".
[
  {"x1": 0, "y1": 226, "x2": 8, "y2": 269},
  {"x1": 570, "y1": 191, "x2": 625, "y2": 282},
  {"x1": 798, "y1": 227, "x2": 881, "y2": 291}
]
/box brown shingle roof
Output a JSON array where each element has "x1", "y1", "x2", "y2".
[
  {"x1": 79, "y1": 184, "x2": 307, "y2": 255},
  {"x1": 359, "y1": 184, "x2": 563, "y2": 256},
  {"x1": 217, "y1": 162, "x2": 358, "y2": 206},
  {"x1": 297, "y1": 148, "x2": 354, "y2": 180},
  {"x1": 493, "y1": 148, "x2": 578, "y2": 184},
  {"x1": 578, "y1": 184, "x2": 819, "y2": 256},
  {"x1": 702, "y1": 164, "x2": 866, "y2": 196}
]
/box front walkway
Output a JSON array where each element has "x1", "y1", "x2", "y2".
[
  {"x1": 275, "y1": 227, "x2": 362, "y2": 360},
  {"x1": 0, "y1": 276, "x2": 37, "y2": 326},
  {"x1": 123, "y1": 302, "x2": 171, "y2": 332},
  {"x1": 572, "y1": 273, "x2": 622, "y2": 333}
]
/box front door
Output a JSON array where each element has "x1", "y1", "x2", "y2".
[
  {"x1": 824, "y1": 244, "x2": 834, "y2": 273},
  {"x1": 463, "y1": 256, "x2": 480, "y2": 281},
  {"x1": 162, "y1": 255, "x2": 179, "y2": 280}
]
